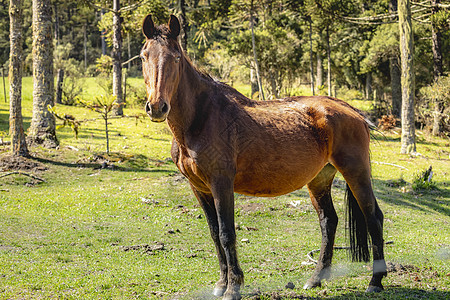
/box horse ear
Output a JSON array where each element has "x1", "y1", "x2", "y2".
[
  {"x1": 168, "y1": 15, "x2": 180, "y2": 39},
  {"x1": 143, "y1": 14, "x2": 155, "y2": 39}
]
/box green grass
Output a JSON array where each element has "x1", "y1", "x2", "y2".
[{"x1": 0, "y1": 77, "x2": 449, "y2": 299}]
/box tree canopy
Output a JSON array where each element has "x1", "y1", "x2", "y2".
[{"x1": 1, "y1": 0, "x2": 449, "y2": 132}]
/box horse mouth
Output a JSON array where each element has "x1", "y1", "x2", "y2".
[{"x1": 149, "y1": 116, "x2": 167, "y2": 123}]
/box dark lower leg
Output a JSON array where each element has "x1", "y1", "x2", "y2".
[
  {"x1": 192, "y1": 187, "x2": 228, "y2": 296},
  {"x1": 366, "y1": 204, "x2": 387, "y2": 292},
  {"x1": 304, "y1": 164, "x2": 338, "y2": 289},
  {"x1": 218, "y1": 215, "x2": 244, "y2": 299},
  {"x1": 304, "y1": 194, "x2": 338, "y2": 289}
]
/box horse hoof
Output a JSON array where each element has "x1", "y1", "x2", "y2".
[
  {"x1": 303, "y1": 280, "x2": 321, "y2": 290},
  {"x1": 222, "y1": 293, "x2": 241, "y2": 300},
  {"x1": 212, "y1": 286, "x2": 226, "y2": 297},
  {"x1": 366, "y1": 285, "x2": 384, "y2": 293},
  {"x1": 222, "y1": 288, "x2": 242, "y2": 300}
]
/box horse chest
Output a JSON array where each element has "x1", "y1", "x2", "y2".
[{"x1": 174, "y1": 146, "x2": 211, "y2": 193}]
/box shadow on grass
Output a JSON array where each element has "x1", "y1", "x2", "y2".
[
  {"x1": 0, "y1": 110, "x2": 31, "y2": 133},
  {"x1": 30, "y1": 155, "x2": 175, "y2": 174},
  {"x1": 233, "y1": 287, "x2": 450, "y2": 299},
  {"x1": 371, "y1": 131, "x2": 444, "y2": 147},
  {"x1": 325, "y1": 287, "x2": 450, "y2": 299},
  {"x1": 374, "y1": 178, "x2": 450, "y2": 216}
]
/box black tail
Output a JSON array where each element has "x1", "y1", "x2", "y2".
[{"x1": 345, "y1": 184, "x2": 370, "y2": 262}]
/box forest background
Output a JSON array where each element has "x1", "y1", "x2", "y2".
[
  {"x1": 1, "y1": 0, "x2": 449, "y2": 137},
  {"x1": 0, "y1": 1, "x2": 450, "y2": 299}
]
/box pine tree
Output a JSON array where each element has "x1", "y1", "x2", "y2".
[
  {"x1": 9, "y1": 0, "x2": 29, "y2": 157},
  {"x1": 28, "y1": 0, "x2": 58, "y2": 148},
  {"x1": 398, "y1": 0, "x2": 416, "y2": 153}
]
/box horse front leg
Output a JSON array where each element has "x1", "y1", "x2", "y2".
[
  {"x1": 190, "y1": 185, "x2": 228, "y2": 296},
  {"x1": 210, "y1": 176, "x2": 244, "y2": 300}
]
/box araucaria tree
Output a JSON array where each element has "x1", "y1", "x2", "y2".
[
  {"x1": 28, "y1": 0, "x2": 58, "y2": 148},
  {"x1": 398, "y1": 0, "x2": 416, "y2": 154},
  {"x1": 9, "y1": 0, "x2": 29, "y2": 157},
  {"x1": 111, "y1": 0, "x2": 123, "y2": 116}
]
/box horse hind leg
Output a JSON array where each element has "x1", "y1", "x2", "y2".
[
  {"x1": 304, "y1": 163, "x2": 338, "y2": 290},
  {"x1": 333, "y1": 157, "x2": 387, "y2": 292}
]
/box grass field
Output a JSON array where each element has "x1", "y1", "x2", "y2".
[{"x1": 0, "y1": 77, "x2": 449, "y2": 299}]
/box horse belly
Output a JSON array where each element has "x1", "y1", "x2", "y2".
[{"x1": 234, "y1": 147, "x2": 327, "y2": 197}]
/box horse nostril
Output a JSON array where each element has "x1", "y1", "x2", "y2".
[
  {"x1": 145, "y1": 101, "x2": 151, "y2": 114},
  {"x1": 161, "y1": 102, "x2": 169, "y2": 114}
]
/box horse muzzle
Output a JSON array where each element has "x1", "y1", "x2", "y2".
[{"x1": 145, "y1": 100, "x2": 170, "y2": 122}]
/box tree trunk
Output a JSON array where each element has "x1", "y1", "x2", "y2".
[
  {"x1": 84, "y1": 23, "x2": 87, "y2": 72},
  {"x1": 309, "y1": 20, "x2": 315, "y2": 95},
  {"x1": 250, "y1": 0, "x2": 264, "y2": 101},
  {"x1": 398, "y1": 0, "x2": 416, "y2": 153},
  {"x1": 179, "y1": 0, "x2": 188, "y2": 53},
  {"x1": 316, "y1": 51, "x2": 323, "y2": 88},
  {"x1": 2, "y1": 66, "x2": 6, "y2": 103},
  {"x1": 365, "y1": 73, "x2": 373, "y2": 100},
  {"x1": 55, "y1": 68, "x2": 64, "y2": 104},
  {"x1": 389, "y1": 0, "x2": 401, "y2": 118},
  {"x1": 53, "y1": 3, "x2": 58, "y2": 45},
  {"x1": 112, "y1": 0, "x2": 123, "y2": 115},
  {"x1": 326, "y1": 26, "x2": 331, "y2": 97},
  {"x1": 431, "y1": 0, "x2": 443, "y2": 136},
  {"x1": 389, "y1": 57, "x2": 402, "y2": 117},
  {"x1": 9, "y1": 0, "x2": 29, "y2": 157},
  {"x1": 29, "y1": 0, "x2": 58, "y2": 148},
  {"x1": 101, "y1": 9, "x2": 106, "y2": 55},
  {"x1": 250, "y1": 67, "x2": 258, "y2": 99},
  {"x1": 127, "y1": 34, "x2": 131, "y2": 70}
]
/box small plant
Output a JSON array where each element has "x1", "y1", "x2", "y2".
[
  {"x1": 48, "y1": 105, "x2": 81, "y2": 138},
  {"x1": 79, "y1": 95, "x2": 121, "y2": 155},
  {"x1": 412, "y1": 166, "x2": 437, "y2": 191}
]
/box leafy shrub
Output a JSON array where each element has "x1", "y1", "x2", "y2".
[{"x1": 412, "y1": 166, "x2": 437, "y2": 191}]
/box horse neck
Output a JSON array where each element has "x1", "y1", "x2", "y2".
[{"x1": 166, "y1": 58, "x2": 212, "y2": 144}]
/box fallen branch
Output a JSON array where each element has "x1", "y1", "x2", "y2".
[
  {"x1": 372, "y1": 161, "x2": 408, "y2": 170},
  {"x1": 0, "y1": 171, "x2": 46, "y2": 182}
]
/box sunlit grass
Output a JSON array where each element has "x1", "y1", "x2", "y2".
[{"x1": 0, "y1": 77, "x2": 449, "y2": 299}]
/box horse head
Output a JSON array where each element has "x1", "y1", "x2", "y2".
[{"x1": 141, "y1": 14, "x2": 182, "y2": 122}]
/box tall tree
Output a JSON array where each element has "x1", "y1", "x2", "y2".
[
  {"x1": 111, "y1": 0, "x2": 123, "y2": 115},
  {"x1": 398, "y1": 0, "x2": 416, "y2": 153},
  {"x1": 326, "y1": 26, "x2": 331, "y2": 96},
  {"x1": 431, "y1": 0, "x2": 444, "y2": 136},
  {"x1": 250, "y1": 0, "x2": 264, "y2": 100},
  {"x1": 389, "y1": 0, "x2": 402, "y2": 118},
  {"x1": 9, "y1": 0, "x2": 29, "y2": 157},
  {"x1": 316, "y1": 51, "x2": 323, "y2": 88},
  {"x1": 28, "y1": 0, "x2": 58, "y2": 148},
  {"x1": 309, "y1": 19, "x2": 315, "y2": 95},
  {"x1": 178, "y1": 0, "x2": 188, "y2": 52}
]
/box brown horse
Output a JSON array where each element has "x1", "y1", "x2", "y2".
[{"x1": 141, "y1": 15, "x2": 386, "y2": 300}]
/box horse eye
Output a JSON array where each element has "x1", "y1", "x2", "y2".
[{"x1": 174, "y1": 56, "x2": 181, "y2": 63}]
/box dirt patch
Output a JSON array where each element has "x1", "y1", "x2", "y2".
[
  {"x1": 386, "y1": 261, "x2": 420, "y2": 274},
  {"x1": 0, "y1": 154, "x2": 47, "y2": 172},
  {"x1": 115, "y1": 242, "x2": 165, "y2": 255}
]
